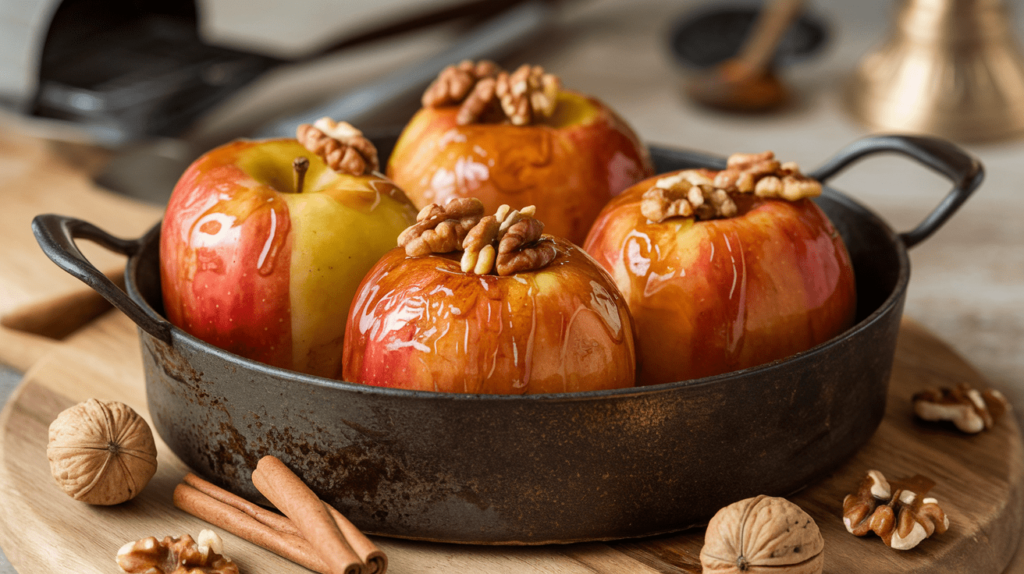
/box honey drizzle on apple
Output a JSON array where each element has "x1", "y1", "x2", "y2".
[
  {"x1": 620, "y1": 215, "x2": 755, "y2": 362},
  {"x1": 722, "y1": 230, "x2": 748, "y2": 355},
  {"x1": 348, "y1": 241, "x2": 630, "y2": 393},
  {"x1": 166, "y1": 168, "x2": 295, "y2": 372},
  {"x1": 189, "y1": 187, "x2": 291, "y2": 278},
  {"x1": 523, "y1": 290, "x2": 537, "y2": 389},
  {"x1": 594, "y1": 188, "x2": 857, "y2": 384},
  {"x1": 425, "y1": 127, "x2": 554, "y2": 201},
  {"x1": 256, "y1": 209, "x2": 277, "y2": 271}
]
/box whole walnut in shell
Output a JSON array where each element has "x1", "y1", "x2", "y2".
[
  {"x1": 701, "y1": 495, "x2": 824, "y2": 574},
  {"x1": 47, "y1": 399, "x2": 158, "y2": 505}
]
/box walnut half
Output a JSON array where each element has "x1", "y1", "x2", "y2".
[
  {"x1": 842, "y1": 469, "x2": 949, "y2": 550},
  {"x1": 641, "y1": 153, "x2": 820, "y2": 224},
  {"x1": 420, "y1": 61, "x2": 562, "y2": 126},
  {"x1": 495, "y1": 64, "x2": 561, "y2": 126},
  {"x1": 422, "y1": 59, "x2": 500, "y2": 109},
  {"x1": 117, "y1": 530, "x2": 238, "y2": 574},
  {"x1": 400, "y1": 200, "x2": 554, "y2": 275},
  {"x1": 296, "y1": 117, "x2": 379, "y2": 175},
  {"x1": 715, "y1": 152, "x2": 821, "y2": 200},
  {"x1": 913, "y1": 382, "x2": 1010, "y2": 433},
  {"x1": 398, "y1": 198, "x2": 485, "y2": 257},
  {"x1": 641, "y1": 171, "x2": 736, "y2": 223}
]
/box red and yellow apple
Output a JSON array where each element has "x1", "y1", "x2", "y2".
[
  {"x1": 387, "y1": 91, "x2": 654, "y2": 245},
  {"x1": 160, "y1": 138, "x2": 417, "y2": 379},
  {"x1": 583, "y1": 175, "x2": 857, "y2": 385},
  {"x1": 342, "y1": 237, "x2": 636, "y2": 394}
]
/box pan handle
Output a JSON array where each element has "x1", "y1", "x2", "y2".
[
  {"x1": 32, "y1": 214, "x2": 172, "y2": 345},
  {"x1": 807, "y1": 134, "x2": 984, "y2": 249}
]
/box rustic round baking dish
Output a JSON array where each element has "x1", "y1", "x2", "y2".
[{"x1": 34, "y1": 134, "x2": 981, "y2": 544}]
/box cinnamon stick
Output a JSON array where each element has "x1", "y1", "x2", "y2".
[
  {"x1": 322, "y1": 505, "x2": 388, "y2": 574},
  {"x1": 252, "y1": 456, "x2": 363, "y2": 574},
  {"x1": 173, "y1": 482, "x2": 329, "y2": 573},
  {"x1": 176, "y1": 469, "x2": 386, "y2": 574},
  {"x1": 182, "y1": 473, "x2": 299, "y2": 537}
]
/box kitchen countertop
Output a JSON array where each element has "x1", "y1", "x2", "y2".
[{"x1": 1, "y1": 0, "x2": 1023, "y2": 572}]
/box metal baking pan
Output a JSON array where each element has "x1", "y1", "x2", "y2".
[{"x1": 33, "y1": 134, "x2": 982, "y2": 544}]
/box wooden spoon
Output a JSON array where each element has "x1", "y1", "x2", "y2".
[{"x1": 686, "y1": 0, "x2": 805, "y2": 112}]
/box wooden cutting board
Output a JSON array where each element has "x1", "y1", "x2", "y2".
[
  {"x1": 0, "y1": 311, "x2": 1021, "y2": 573},
  {"x1": 0, "y1": 123, "x2": 163, "y2": 340}
]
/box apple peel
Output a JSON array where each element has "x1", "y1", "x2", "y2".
[{"x1": 583, "y1": 156, "x2": 856, "y2": 384}]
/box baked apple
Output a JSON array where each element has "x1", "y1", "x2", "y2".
[
  {"x1": 161, "y1": 119, "x2": 417, "y2": 379},
  {"x1": 342, "y1": 198, "x2": 636, "y2": 394},
  {"x1": 386, "y1": 61, "x2": 654, "y2": 245},
  {"x1": 583, "y1": 152, "x2": 857, "y2": 385}
]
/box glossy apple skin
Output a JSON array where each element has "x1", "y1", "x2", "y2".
[
  {"x1": 583, "y1": 172, "x2": 857, "y2": 385},
  {"x1": 161, "y1": 138, "x2": 417, "y2": 379},
  {"x1": 387, "y1": 91, "x2": 654, "y2": 245},
  {"x1": 342, "y1": 237, "x2": 636, "y2": 394}
]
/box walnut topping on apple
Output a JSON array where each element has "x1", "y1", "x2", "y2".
[
  {"x1": 495, "y1": 64, "x2": 561, "y2": 126},
  {"x1": 719, "y1": 151, "x2": 821, "y2": 200},
  {"x1": 493, "y1": 208, "x2": 557, "y2": 275},
  {"x1": 398, "y1": 198, "x2": 486, "y2": 256},
  {"x1": 641, "y1": 171, "x2": 737, "y2": 222},
  {"x1": 397, "y1": 199, "x2": 556, "y2": 275},
  {"x1": 422, "y1": 61, "x2": 561, "y2": 126},
  {"x1": 422, "y1": 59, "x2": 501, "y2": 109},
  {"x1": 642, "y1": 152, "x2": 822, "y2": 223},
  {"x1": 296, "y1": 117, "x2": 379, "y2": 175}
]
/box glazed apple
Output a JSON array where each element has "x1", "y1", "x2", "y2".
[
  {"x1": 161, "y1": 119, "x2": 417, "y2": 379},
  {"x1": 387, "y1": 61, "x2": 654, "y2": 245},
  {"x1": 583, "y1": 152, "x2": 857, "y2": 385},
  {"x1": 342, "y1": 198, "x2": 636, "y2": 394}
]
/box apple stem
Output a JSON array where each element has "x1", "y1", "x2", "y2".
[{"x1": 293, "y1": 157, "x2": 310, "y2": 194}]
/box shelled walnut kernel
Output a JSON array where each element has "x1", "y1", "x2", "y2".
[
  {"x1": 642, "y1": 152, "x2": 821, "y2": 223},
  {"x1": 398, "y1": 199, "x2": 555, "y2": 275},
  {"x1": 296, "y1": 117, "x2": 379, "y2": 175},
  {"x1": 842, "y1": 469, "x2": 949, "y2": 550},
  {"x1": 422, "y1": 60, "x2": 562, "y2": 126},
  {"x1": 117, "y1": 530, "x2": 238, "y2": 574},
  {"x1": 913, "y1": 382, "x2": 1009, "y2": 433}
]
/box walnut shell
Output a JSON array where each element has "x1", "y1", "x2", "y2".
[
  {"x1": 700, "y1": 495, "x2": 824, "y2": 574},
  {"x1": 47, "y1": 399, "x2": 158, "y2": 505}
]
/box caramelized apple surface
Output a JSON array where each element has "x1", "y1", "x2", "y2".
[
  {"x1": 342, "y1": 237, "x2": 636, "y2": 394},
  {"x1": 584, "y1": 178, "x2": 857, "y2": 385},
  {"x1": 387, "y1": 91, "x2": 653, "y2": 245},
  {"x1": 161, "y1": 139, "x2": 416, "y2": 379}
]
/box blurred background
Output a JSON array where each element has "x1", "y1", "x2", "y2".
[{"x1": 2, "y1": 0, "x2": 1024, "y2": 569}]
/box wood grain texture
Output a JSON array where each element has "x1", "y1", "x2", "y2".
[
  {"x1": 0, "y1": 312, "x2": 1020, "y2": 573},
  {"x1": 0, "y1": 326, "x2": 57, "y2": 374},
  {"x1": 0, "y1": 121, "x2": 162, "y2": 338}
]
